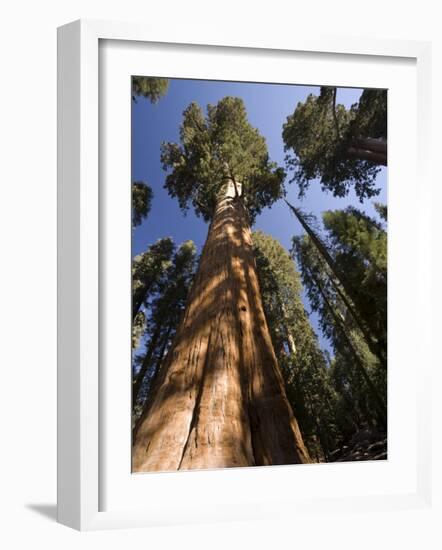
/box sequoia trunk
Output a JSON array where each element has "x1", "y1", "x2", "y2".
[{"x1": 133, "y1": 185, "x2": 311, "y2": 472}]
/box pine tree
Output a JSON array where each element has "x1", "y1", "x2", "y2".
[
  {"x1": 322, "y1": 206, "x2": 387, "y2": 364},
  {"x1": 133, "y1": 97, "x2": 310, "y2": 472},
  {"x1": 132, "y1": 181, "x2": 153, "y2": 228},
  {"x1": 132, "y1": 237, "x2": 174, "y2": 321},
  {"x1": 286, "y1": 200, "x2": 387, "y2": 369},
  {"x1": 292, "y1": 233, "x2": 386, "y2": 429},
  {"x1": 132, "y1": 240, "x2": 198, "y2": 412}
]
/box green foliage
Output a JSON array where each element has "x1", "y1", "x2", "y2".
[
  {"x1": 374, "y1": 202, "x2": 387, "y2": 222},
  {"x1": 132, "y1": 237, "x2": 175, "y2": 319},
  {"x1": 348, "y1": 89, "x2": 387, "y2": 142},
  {"x1": 132, "y1": 181, "x2": 153, "y2": 228},
  {"x1": 132, "y1": 311, "x2": 146, "y2": 349},
  {"x1": 282, "y1": 87, "x2": 387, "y2": 201},
  {"x1": 252, "y1": 231, "x2": 338, "y2": 459},
  {"x1": 161, "y1": 97, "x2": 285, "y2": 223},
  {"x1": 322, "y1": 206, "x2": 387, "y2": 352},
  {"x1": 287, "y1": 201, "x2": 386, "y2": 367},
  {"x1": 253, "y1": 230, "x2": 302, "y2": 351},
  {"x1": 132, "y1": 76, "x2": 169, "y2": 103},
  {"x1": 149, "y1": 240, "x2": 197, "y2": 334},
  {"x1": 294, "y1": 234, "x2": 382, "y2": 435},
  {"x1": 328, "y1": 324, "x2": 386, "y2": 438}
]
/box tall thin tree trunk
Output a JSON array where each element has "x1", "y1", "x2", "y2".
[
  {"x1": 133, "y1": 325, "x2": 173, "y2": 426},
  {"x1": 133, "y1": 188, "x2": 311, "y2": 472},
  {"x1": 286, "y1": 201, "x2": 387, "y2": 369},
  {"x1": 132, "y1": 282, "x2": 154, "y2": 321},
  {"x1": 280, "y1": 302, "x2": 297, "y2": 356},
  {"x1": 305, "y1": 264, "x2": 387, "y2": 425}
]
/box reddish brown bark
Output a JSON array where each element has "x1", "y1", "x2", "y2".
[
  {"x1": 347, "y1": 138, "x2": 387, "y2": 166},
  {"x1": 132, "y1": 189, "x2": 311, "y2": 472}
]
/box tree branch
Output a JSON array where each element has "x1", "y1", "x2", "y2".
[
  {"x1": 193, "y1": 119, "x2": 206, "y2": 135},
  {"x1": 193, "y1": 197, "x2": 206, "y2": 212}
]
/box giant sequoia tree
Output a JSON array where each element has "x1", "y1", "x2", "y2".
[
  {"x1": 133, "y1": 97, "x2": 311, "y2": 472},
  {"x1": 282, "y1": 87, "x2": 387, "y2": 201}
]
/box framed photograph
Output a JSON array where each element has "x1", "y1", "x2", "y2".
[{"x1": 57, "y1": 19, "x2": 432, "y2": 530}]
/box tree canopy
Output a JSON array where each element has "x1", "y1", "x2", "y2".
[
  {"x1": 282, "y1": 87, "x2": 387, "y2": 201},
  {"x1": 132, "y1": 76, "x2": 169, "y2": 103},
  {"x1": 161, "y1": 97, "x2": 286, "y2": 223},
  {"x1": 347, "y1": 89, "x2": 387, "y2": 143}
]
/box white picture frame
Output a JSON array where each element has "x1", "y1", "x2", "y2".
[{"x1": 57, "y1": 19, "x2": 432, "y2": 531}]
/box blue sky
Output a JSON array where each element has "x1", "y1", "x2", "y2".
[{"x1": 132, "y1": 78, "x2": 387, "y2": 355}]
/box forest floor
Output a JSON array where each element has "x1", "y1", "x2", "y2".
[{"x1": 328, "y1": 428, "x2": 387, "y2": 462}]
